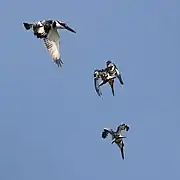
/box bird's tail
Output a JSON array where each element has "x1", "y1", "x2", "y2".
[{"x1": 23, "y1": 23, "x2": 33, "y2": 30}]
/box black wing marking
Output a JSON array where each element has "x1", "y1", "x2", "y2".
[
  {"x1": 23, "y1": 23, "x2": 33, "y2": 30},
  {"x1": 102, "y1": 130, "x2": 108, "y2": 139},
  {"x1": 102, "y1": 128, "x2": 113, "y2": 139}
]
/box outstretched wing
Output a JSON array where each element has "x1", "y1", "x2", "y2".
[
  {"x1": 102, "y1": 128, "x2": 113, "y2": 139},
  {"x1": 94, "y1": 78, "x2": 102, "y2": 96},
  {"x1": 116, "y1": 124, "x2": 129, "y2": 134},
  {"x1": 43, "y1": 28, "x2": 63, "y2": 67}
]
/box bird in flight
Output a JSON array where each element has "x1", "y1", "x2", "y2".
[
  {"x1": 93, "y1": 69, "x2": 116, "y2": 97},
  {"x1": 93, "y1": 61, "x2": 124, "y2": 96},
  {"x1": 105, "y1": 60, "x2": 124, "y2": 85},
  {"x1": 23, "y1": 20, "x2": 76, "y2": 67},
  {"x1": 102, "y1": 123, "x2": 129, "y2": 160}
]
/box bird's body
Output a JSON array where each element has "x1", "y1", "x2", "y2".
[
  {"x1": 94, "y1": 69, "x2": 115, "y2": 96},
  {"x1": 93, "y1": 61, "x2": 124, "y2": 96},
  {"x1": 105, "y1": 61, "x2": 124, "y2": 85},
  {"x1": 23, "y1": 20, "x2": 76, "y2": 67},
  {"x1": 98, "y1": 71, "x2": 116, "y2": 96},
  {"x1": 102, "y1": 123, "x2": 129, "y2": 160}
]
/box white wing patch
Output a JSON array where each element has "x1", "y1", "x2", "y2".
[{"x1": 43, "y1": 28, "x2": 62, "y2": 66}]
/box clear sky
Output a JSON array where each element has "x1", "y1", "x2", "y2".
[{"x1": 0, "y1": 0, "x2": 179, "y2": 179}]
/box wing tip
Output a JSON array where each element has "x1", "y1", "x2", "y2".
[{"x1": 23, "y1": 22, "x2": 31, "y2": 30}]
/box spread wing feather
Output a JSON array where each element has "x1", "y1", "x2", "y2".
[{"x1": 102, "y1": 128, "x2": 113, "y2": 139}]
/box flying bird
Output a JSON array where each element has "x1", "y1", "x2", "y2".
[
  {"x1": 98, "y1": 70, "x2": 116, "y2": 96},
  {"x1": 94, "y1": 69, "x2": 103, "y2": 97},
  {"x1": 23, "y1": 20, "x2": 76, "y2": 67},
  {"x1": 102, "y1": 123, "x2": 129, "y2": 160},
  {"x1": 93, "y1": 69, "x2": 115, "y2": 96},
  {"x1": 105, "y1": 60, "x2": 124, "y2": 85}
]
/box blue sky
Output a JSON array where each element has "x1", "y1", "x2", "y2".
[{"x1": 0, "y1": 0, "x2": 179, "y2": 179}]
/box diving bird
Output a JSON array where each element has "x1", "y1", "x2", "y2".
[
  {"x1": 23, "y1": 20, "x2": 76, "y2": 67},
  {"x1": 95, "y1": 61, "x2": 124, "y2": 96},
  {"x1": 102, "y1": 123, "x2": 129, "y2": 160},
  {"x1": 93, "y1": 69, "x2": 115, "y2": 96},
  {"x1": 105, "y1": 60, "x2": 124, "y2": 85}
]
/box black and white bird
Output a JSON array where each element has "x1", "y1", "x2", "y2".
[
  {"x1": 93, "y1": 69, "x2": 115, "y2": 96},
  {"x1": 98, "y1": 70, "x2": 116, "y2": 96},
  {"x1": 102, "y1": 123, "x2": 129, "y2": 160},
  {"x1": 23, "y1": 20, "x2": 76, "y2": 67},
  {"x1": 105, "y1": 60, "x2": 124, "y2": 85}
]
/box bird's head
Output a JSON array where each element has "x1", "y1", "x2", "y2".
[{"x1": 106, "y1": 60, "x2": 112, "y2": 66}]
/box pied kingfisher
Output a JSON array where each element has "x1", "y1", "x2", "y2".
[
  {"x1": 105, "y1": 60, "x2": 124, "y2": 85},
  {"x1": 23, "y1": 20, "x2": 76, "y2": 67},
  {"x1": 93, "y1": 69, "x2": 116, "y2": 97},
  {"x1": 102, "y1": 123, "x2": 129, "y2": 160}
]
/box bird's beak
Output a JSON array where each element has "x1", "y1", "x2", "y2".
[{"x1": 64, "y1": 24, "x2": 76, "y2": 33}]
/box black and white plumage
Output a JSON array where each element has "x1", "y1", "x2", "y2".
[
  {"x1": 23, "y1": 20, "x2": 52, "y2": 38},
  {"x1": 102, "y1": 123, "x2": 129, "y2": 160},
  {"x1": 102, "y1": 123, "x2": 129, "y2": 140},
  {"x1": 98, "y1": 71, "x2": 116, "y2": 96},
  {"x1": 23, "y1": 20, "x2": 76, "y2": 67},
  {"x1": 93, "y1": 69, "x2": 116, "y2": 97},
  {"x1": 105, "y1": 61, "x2": 124, "y2": 85},
  {"x1": 111, "y1": 136, "x2": 125, "y2": 160},
  {"x1": 94, "y1": 70, "x2": 103, "y2": 97},
  {"x1": 93, "y1": 61, "x2": 124, "y2": 96}
]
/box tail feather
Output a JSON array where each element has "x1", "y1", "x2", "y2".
[{"x1": 23, "y1": 23, "x2": 32, "y2": 30}]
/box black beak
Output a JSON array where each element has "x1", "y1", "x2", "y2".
[{"x1": 64, "y1": 24, "x2": 76, "y2": 33}]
